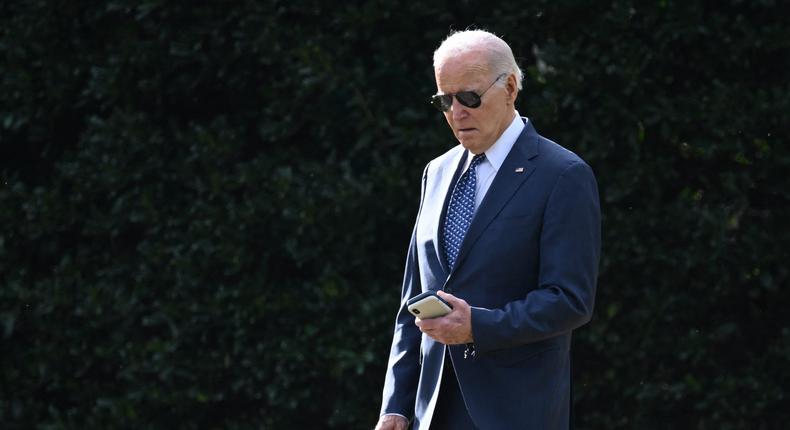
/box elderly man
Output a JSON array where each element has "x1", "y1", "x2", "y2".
[{"x1": 375, "y1": 30, "x2": 601, "y2": 429}]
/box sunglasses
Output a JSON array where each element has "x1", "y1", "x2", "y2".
[{"x1": 430, "y1": 73, "x2": 507, "y2": 112}]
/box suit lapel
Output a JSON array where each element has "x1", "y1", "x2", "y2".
[
  {"x1": 430, "y1": 149, "x2": 468, "y2": 276},
  {"x1": 450, "y1": 122, "x2": 540, "y2": 272}
]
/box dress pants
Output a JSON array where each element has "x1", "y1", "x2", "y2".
[{"x1": 429, "y1": 352, "x2": 476, "y2": 430}]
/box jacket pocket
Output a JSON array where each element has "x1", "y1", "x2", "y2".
[
  {"x1": 487, "y1": 213, "x2": 539, "y2": 234},
  {"x1": 488, "y1": 338, "x2": 563, "y2": 367}
]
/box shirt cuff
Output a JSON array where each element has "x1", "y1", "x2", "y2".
[{"x1": 381, "y1": 412, "x2": 409, "y2": 422}]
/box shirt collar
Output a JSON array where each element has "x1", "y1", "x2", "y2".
[{"x1": 480, "y1": 111, "x2": 525, "y2": 172}]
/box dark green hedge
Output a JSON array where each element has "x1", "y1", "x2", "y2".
[{"x1": 2, "y1": 1, "x2": 788, "y2": 428}]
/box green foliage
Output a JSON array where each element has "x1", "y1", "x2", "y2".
[{"x1": 1, "y1": 0, "x2": 788, "y2": 428}]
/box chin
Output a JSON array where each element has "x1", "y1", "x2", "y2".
[
  {"x1": 458, "y1": 139, "x2": 475, "y2": 150},
  {"x1": 459, "y1": 141, "x2": 484, "y2": 154}
]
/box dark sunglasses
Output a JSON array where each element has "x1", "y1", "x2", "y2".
[{"x1": 430, "y1": 73, "x2": 507, "y2": 112}]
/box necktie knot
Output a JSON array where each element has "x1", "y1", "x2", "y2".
[{"x1": 469, "y1": 153, "x2": 486, "y2": 169}]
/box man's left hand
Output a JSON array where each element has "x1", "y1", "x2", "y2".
[{"x1": 414, "y1": 291, "x2": 474, "y2": 344}]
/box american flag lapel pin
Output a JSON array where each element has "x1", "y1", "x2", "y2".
[{"x1": 515, "y1": 167, "x2": 525, "y2": 173}]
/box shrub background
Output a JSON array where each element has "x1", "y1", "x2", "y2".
[{"x1": 1, "y1": 1, "x2": 788, "y2": 429}]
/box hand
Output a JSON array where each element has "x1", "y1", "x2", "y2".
[
  {"x1": 414, "y1": 291, "x2": 473, "y2": 345},
  {"x1": 374, "y1": 414, "x2": 409, "y2": 430}
]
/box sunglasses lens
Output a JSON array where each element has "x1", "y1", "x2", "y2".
[
  {"x1": 430, "y1": 94, "x2": 453, "y2": 112},
  {"x1": 430, "y1": 92, "x2": 483, "y2": 111},
  {"x1": 456, "y1": 91, "x2": 481, "y2": 108}
]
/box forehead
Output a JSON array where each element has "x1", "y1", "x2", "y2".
[{"x1": 435, "y1": 53, "x2": 490, "y2": 92}]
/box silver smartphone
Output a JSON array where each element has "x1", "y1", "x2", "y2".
[{"x1": 407, "y1": 291, "x2": 452, "y2": 319}]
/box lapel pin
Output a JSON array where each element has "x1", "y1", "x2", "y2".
[{"x1": 515, "y1": 167, "x2": 524, "y2": 173}]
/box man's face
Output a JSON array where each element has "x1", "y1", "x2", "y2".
[{"x1": 434, "y1": 52, "x2": 516, "y2": 155}]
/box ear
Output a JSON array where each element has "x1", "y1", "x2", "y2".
[{"x1": 505, "y1": 73, "x2": 519, "y2": 104}]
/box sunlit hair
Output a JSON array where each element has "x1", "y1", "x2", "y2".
[{"x1": 433, "y1": 29, "x2": 523, "y2": 90}]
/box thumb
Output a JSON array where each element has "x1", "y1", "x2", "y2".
[{"x1": 436, "y1": 290, "x2": 460, "y2": 305}]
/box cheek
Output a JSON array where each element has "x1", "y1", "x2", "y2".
[
  {"x1": 444, "y1": 113, "x2": 454, "y2": 127},
  {"x1": 476, "y1": 112, "x2": 493, "y2": 133}
]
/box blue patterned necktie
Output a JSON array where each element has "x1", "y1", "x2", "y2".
[{"x1": 443, "y1": 153, "x2": 486, "y2": 270}]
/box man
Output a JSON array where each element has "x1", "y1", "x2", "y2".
[{"x1": 375, "y1": 30, "x2": 601, "y2": 430}]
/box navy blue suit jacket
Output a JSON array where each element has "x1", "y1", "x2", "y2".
[{"x1": 380, "y1": 118, "x2": 601, "y2": 429}]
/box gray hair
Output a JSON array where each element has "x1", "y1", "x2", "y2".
[{"x1": 433, "y1": 30, "x2": 523, "y2": 90}]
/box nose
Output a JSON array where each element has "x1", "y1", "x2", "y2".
[{"x1": 450, "y1": 97, "x2": 468, "y2": 120}]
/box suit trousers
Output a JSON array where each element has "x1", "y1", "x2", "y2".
[{"x1": 429, "y1": 352, "x2": 476, "y2": 430}]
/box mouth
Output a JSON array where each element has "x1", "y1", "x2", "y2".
[{"x1": 457, "y1": 127, "x2": 476, "y2": 134}]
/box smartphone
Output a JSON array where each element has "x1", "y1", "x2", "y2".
[{"x1": 407, "y1": 291, "x2": 452, "y2": 319}]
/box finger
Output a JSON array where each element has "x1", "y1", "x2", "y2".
[
  {"x1": 436, "y1": 290, "x2": 453, "y2": 300},
  {"x1": 416, "y1": 320, "x2": 434, "y2": 333},
  {"x1": 437, "y1": 290, "x2": 462, "y2": 307},
  {"x1": 415, "y1": 317, "x2": 436, "y2": 330}
]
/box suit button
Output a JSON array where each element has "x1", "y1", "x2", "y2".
[{"x1": 445, "y1": 287, "x2": 453, "y2": 293}]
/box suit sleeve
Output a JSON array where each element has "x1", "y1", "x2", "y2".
[
  {"x1": 379, "y1": 164, "x2": 430, "y2": 417},
  {"x1": 471, "y1": 160, "x2": 601, "y2": 353}
]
